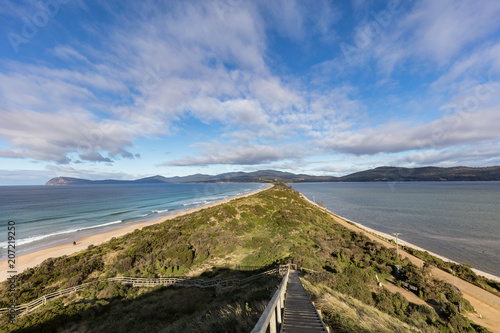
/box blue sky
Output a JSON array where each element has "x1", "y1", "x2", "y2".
[{"x1": 1, "y1": 0, "x2": 500, "y2": 185}]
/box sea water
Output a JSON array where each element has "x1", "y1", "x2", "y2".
[
  {"x1": 0, "y1": 183, "x2": 266, "y2": 259},
  {"x1": 291, "y1": 182, "x2": 500, "y2": 277}
]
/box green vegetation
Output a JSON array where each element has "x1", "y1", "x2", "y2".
[
  {"x1": 302, "y1": 279, "x2": 425, "y2": 332},
  {"x1": 2, "y1": 277, "x2": 278, "y2": 333},
  {"x1": 0, "y1": 184, "x2": 492, "y2": 332}
]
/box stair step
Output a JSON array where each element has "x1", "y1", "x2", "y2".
[{"x1": 280, "y1": 271, "x2": 327, "y2": 333}]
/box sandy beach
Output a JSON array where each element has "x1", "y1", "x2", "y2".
[{"x1": 0, "y1": 184, "x2": 271, "y2": 282}]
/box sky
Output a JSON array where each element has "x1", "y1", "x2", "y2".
[{"x1": 1, "y1": 0, "x2": 500, "y2": 185}]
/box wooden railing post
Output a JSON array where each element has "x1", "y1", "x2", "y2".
[
  {"x1": 270, "y1": 309, "x2": 277, "y2": 333},
  {"x1": 251, "y1": 267, "x2": 290, "y2": 333},
  {"x1": 276, "y1": 292, "x2": 282, "y2": 326}
]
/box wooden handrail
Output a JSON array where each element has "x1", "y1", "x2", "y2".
[
  {"x1": 299, "y1": 266, "x2": 321, "y2": 274},
  {"x1": 251, "y1": 266, "x2": 290, "y2": 333}
]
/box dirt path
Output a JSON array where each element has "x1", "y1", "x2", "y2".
[
  {"x1": 382, "y1": 279, "x2": 430, "y2": 307},
  {"x1": 301, "y1": 195, "x2": 500, "y2": 332}
]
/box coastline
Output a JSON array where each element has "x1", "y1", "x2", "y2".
[
  {"x1": 299, "y1": 192, "x2": 500, "y2": 331},
  {"x1": 0, "y1": 184, "x2": 271, "y2": 282},
  {"x1": 299, "y1": 193, "x2": 500, "y2": 283}
]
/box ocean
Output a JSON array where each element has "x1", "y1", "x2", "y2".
[
  {"x1": 0, "y1": 183, "x2": 267, "y2": 259},
  {"x1": 291, "y1": 182, "x2": 500, "y2": 278}
]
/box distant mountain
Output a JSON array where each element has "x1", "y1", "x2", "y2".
[
  {"x1": 210, "y1": 170, "x2": 338, "y2": 183},
  {"x1": 45, "y1": 177, "x2": 95, "y2": 185},
  {"x1": 45, "y1": 170, "x2": 337, "y2": 185},
  {"x1": 45, "y1": 166, "x2": 500, "y2": 185},
  {"x1": 46, "y1": 177, "x2": 139, "y2": 185},
  {"x1": 132, "y1": 175, "x2": 171, "y2": 183},
  {"x1": 339, "y1": 166, "x2": 500, "y2": 182}
]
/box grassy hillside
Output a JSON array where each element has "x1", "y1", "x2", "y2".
[{"x1": 0, "y1": 184, "x2": 491, "y2": 332}]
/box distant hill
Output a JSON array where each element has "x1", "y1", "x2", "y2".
[
  {"x1": 339, "y1": 166, "x2": 500, "y2": 182},
  {"x1": 45, "y1": 166, "x2": 500, "y2": 185},
  {"x1": 45, "y1": 170, "x2": 338, "y2": 185}
]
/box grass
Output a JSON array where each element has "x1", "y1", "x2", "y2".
[
  {"x1": 0, "y1": 183, "x2": 493, "y2": 332},
  {"x1": 2, "y1": 271, "x2": 280, "y2": 333},
  {"x1": 301, "y1": 279, "x2": 428, "y2": 333}
]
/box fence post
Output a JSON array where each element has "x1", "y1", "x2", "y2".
[
  {"x1": 215, "y1": 281, "x2": 222, "y2": 296},
  {"x1": 276, "y1": 293, "x2": 282, "y2": 326},
  {"x1": 270, "y1": 309, "x2": 276, "y2": 333}
]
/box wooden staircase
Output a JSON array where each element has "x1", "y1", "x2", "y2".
[{"x1": 281, "y1": 271, "x2": 327, "y2": 332}]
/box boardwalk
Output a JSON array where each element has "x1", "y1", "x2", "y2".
[{"x1": 281, "y1": 271, "x2": 327, "y2": 333}]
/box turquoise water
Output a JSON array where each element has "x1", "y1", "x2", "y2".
[
  {"x1": 291, "y1": 182, "x2": 500, "y2": 277},
  {"x1": 0, "y1": 183, "x2": 266, "y2": 258}
]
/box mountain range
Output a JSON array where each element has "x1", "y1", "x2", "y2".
[{"x1": 45, "y1": 166, "x2": 500, "y2": 185}]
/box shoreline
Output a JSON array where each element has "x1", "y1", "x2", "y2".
[
  {"x1": 299, "y1": 191, "x2": 500, "y2": 331},
  {"x1": 0, "y1": 184, "x2": 271, "y2": 282},
  {"x1": 299, "y1": 193, "x2": 500, "y2": 283}
]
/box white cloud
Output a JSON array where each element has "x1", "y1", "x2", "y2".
[
  {"x1": 319, "y1": 104, "x2": 500, "y2": 155},
  {"x1": 51, "y1": 45, "x2": 89, "y2": 63},
  {"x1": 395, "y1": 144, "x2": 500, "y2": 167},
  {"x1": 165, "y1": 143, "x2": 305, "y2": 166},
  {"x1": 79, "y1": 151, "x2": 112, "y2": 163},
  {"x1": 0, "y1": 108, "x2": 136, "y2": 163},
  {"x1": 0, "y1": 1, "x2": 271, "y2": 163},
  {"x1": 1, "y1": 0, "x2": 359, "y2": 167},
  {"x1": 429, "y1": 43, "x2": 500, "y2": 97},
  {"x1": 402, "y1": 0, "x2": 500, "y2": 64},
  {"x1": 334, "y1": 0, "x2": 500, "y2": 76}
]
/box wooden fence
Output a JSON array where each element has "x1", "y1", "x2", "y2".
[
  {"x1": 0, "y1": 281, "x2": 100, "y2": 315},
  {"x1": 0, "y1": 267, "x2": 285, "y2": 316}
]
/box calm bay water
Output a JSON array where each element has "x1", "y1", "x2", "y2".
[
  {"x1": 291, "y1": 182, "x2": 500, "y2": 277},
  {"x1": 0, "y1": 183, "x2": 266, "y2": 259}
]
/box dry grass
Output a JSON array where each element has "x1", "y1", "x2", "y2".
[
  {"x1": 301, "y1": 279, "x2": 433, "y2": 333},
  {"x1": 185, "y1": 251, "x2": 244, "y2": 277}
]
